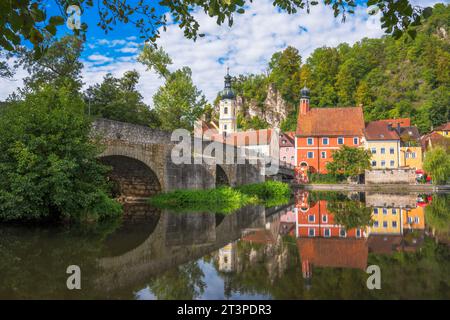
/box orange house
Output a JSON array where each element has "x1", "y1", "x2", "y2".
[{"x1": 295, "y1": 87, "x2": 365, "y2": 174}]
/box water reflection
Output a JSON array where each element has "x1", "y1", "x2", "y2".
[{"x1": 0, "y1": 191, "x2": 448, "y2": 299}]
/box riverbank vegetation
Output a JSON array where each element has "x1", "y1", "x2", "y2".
[
  {"x1": 423, "y1": 147, "x2": 450, "y2": 185},
  {"x1": 148, "y1": 181, "x2": 291, "y2": 214}
]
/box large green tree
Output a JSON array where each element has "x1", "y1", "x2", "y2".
[
  {"x1": 326, "y1": 145, "x2": 372, "y2": 177},
  {"x1": 139, "y1": 45, "x2": 206, "y2": 131},
  {"x1": 0, "y1": 85, "x2": 121, "y2": 222},
  {"x1": 423, "y1": 146, "x2": 450, "y2": 185},
  {"x1": 84, "y1": 70, "x2": 159, "y2": 127}
]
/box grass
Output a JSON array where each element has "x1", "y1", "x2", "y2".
[{"x1": 148, "y1": 181, "x2": 291, "y2": 214}]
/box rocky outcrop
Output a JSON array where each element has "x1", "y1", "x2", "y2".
[{"x1": 215, "y1": 83, "x2": 291, "y2": 128}]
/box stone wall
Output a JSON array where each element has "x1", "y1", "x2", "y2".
[
  {"x1": 365, "y1": 169, "x2": 416, "y2": 184},
  {"x1": 366, "y1": 193, "x2": 417, "y2": 208}
]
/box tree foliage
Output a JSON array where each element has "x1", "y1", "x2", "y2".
[
  {"x1": 326, "y1": 145, "x2": 372, "y2": 177},
  {"x1": 0, "y1": 86, "x2": 122, "y2": 222},
  {"x1": 84, "y1": 70, "x2": 159, "y2": 127},
  {"x1": 423, "y1": 146, "x2": 450, "y2": 185}
]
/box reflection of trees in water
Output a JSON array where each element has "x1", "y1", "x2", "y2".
[
  {"x1": 426, "y1": 194, "x2": 450, "y2": 241},
  {"x1": 0, "y1": 218, "x2": 122, "y2": 299},
  {"x1": 326, "y1": 200, "x2": 373, "y2": 230},
  {"x1": 211, "y1": 234, "x2": 450, "y2": 299},
  {"x1": 146, "y1": 261, "x2": 206, "y2": 300}
]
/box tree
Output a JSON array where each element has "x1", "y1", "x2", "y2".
[
  {"x1": 423, "y1": 147, "x2": 450, "y2": 185},
  {"x1": 327, "y1": 200, "x2": 373, "y2": 230},
  {"x1": 0, "y1": 1, "x2": 434, "y2": 55},
  {"x1": 425, "y1": 194, "x2": 450, "y2": 235},
  {"x1": 0, "y1": 85, "x2": 122, "y2": 222},
  {"x1": 326, "y1": 146, "x2": 372, "y2": 177},
  {"x1": 84, "y1": 70, "x2": 159, "y2": 127},
  {"x1": 15, "y1": 35, "x2": 84, "y2": 94},
  {"x1": 268, "y1": 46, "x2": 302, "y2": 105},
  {"x1": 139, "y1": 45, "x2": 206, "y2": 131}
]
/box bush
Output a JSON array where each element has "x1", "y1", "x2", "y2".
[{"x1": 149, "y1": 181, "x2": 291, "y2": 214}]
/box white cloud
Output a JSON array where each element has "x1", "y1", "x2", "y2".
[
  {"x1": 1, "y1": 0, "x2": 423, "y2": 105},
  {"x1": 87, "y1": 54, "x2": 113, "y2": 64}
]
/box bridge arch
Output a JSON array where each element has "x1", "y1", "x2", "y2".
[
  {"x1": 216, "y1": 164, "x2": 230, "y2": 187},
  {"x1": 99, "y1": 155, "x2": 162, "y2": 199}
]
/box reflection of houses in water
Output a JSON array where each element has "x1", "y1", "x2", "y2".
[
  {"x1": 218, "y1": 242, "x2": 239, "y2": 273},
  {"x1": 294, "y1": 191, "x2": 368, "y2": 284}
]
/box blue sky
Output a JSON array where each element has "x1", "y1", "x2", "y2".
[{"x1": 0, "y1": 0, "x2": 442, "y2": 104}]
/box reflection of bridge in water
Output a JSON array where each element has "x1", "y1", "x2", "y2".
[{"x1": 95, "y1": 203, "x2": 294, "y2": 292}]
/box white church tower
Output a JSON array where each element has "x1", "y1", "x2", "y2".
[{"x1": 218, "y1": 69, "x2": 237, "y2": 135}]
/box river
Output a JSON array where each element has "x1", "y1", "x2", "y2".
[{"x1": 0, "y1": 189, "x2": 449, "y2": 299}]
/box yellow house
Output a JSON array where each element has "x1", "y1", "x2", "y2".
[
  {"x1": 402, "y1": 206, "x2": 425, "y2": 230},
  {"x1": 364, "y1": 121, "x2": 401, "y2": 169},
  {"x1": 369, "y1": 207, "x2": 403, "y2": 235},
  {"x1": 398, "y1": 126, "x2": 423, "y2": 170},
  {"x1": 435, "y1": 122, "x2": 450, "y2": 137},
  {"x1": 400, "y1": 146, "x2": 423, "y2": 169}
]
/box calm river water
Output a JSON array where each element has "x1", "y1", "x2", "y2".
[{"x1": 0, "y1": 189, "x2": 449, "y2": 299}]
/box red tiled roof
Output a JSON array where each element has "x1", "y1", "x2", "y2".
[
  {"x1": 421, "y1": 131, "x2": 450, "y2": 151},
  {"x1": 368, "y1": 235, "x2": 403, "y2": 255},
  {"x1": 296, "y1": 238, "x2": 368, "y2": 270},
  {"x1": 377, "y1": 118, "x2": 411, "y2": 128},
  {"x1": 210, "y1": 129, "x2": 273, "y2": 146},
  {"x1": 242, "y1": 230, "x2": 276, "y2": 244},
  {"x1": 296, "y1": 107, "x2": 365, "y2": 137},
  {"x1": 435, "y1": 122, "x2": 450, "y2": 131},
  {"x1": 364, "y1": 120, "x2": 400, "y2": 140},
  {"x1": 279, "y1": 132, "x2": 295, "y2": 147}
]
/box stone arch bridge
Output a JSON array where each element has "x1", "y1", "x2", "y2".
[{"x1": 92, "y1": 119, "x2": 292, "y2": 198}]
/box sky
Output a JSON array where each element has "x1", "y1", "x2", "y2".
[{"x1": 0, "y1": 0, "x2": 442, "y2": 105}]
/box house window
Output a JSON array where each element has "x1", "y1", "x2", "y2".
[
  {"x1": 308, "y1": 215, "x2": 315, "y2": 222},
  {"x1": 381, "y1": 160, "x2": 386, "y2": 167},
  {"x1": 356, "y1": 229, "x2": 361, "y2": 238},
  {"x1": 337, "y1": 137, "x2": 344, "y2": 145},
  {"x1": 371, "y1": 148, "x2": 377, "y2": 154},
  {"x1": 324, "y1": 229, "x2": 331, "y2": 237},
  {"x1": 291, "y1": 156, "x2": 294, "y2": 160},
  {"x1": 383, "y1": 208, "x2": 388, "y2": 215},
  {"x1": 339, "y1": 229, "x2": 347, "y2": 238},
  {"x1": 283, "y1": 156, "x2": 286, "y2": 161},
  {"x1": 353, "y1": 137, "x2": 359, "y2": 145},
  {"x1": 408, "y1": 217, "x2": 413, "y2": 224},
  {"x1": 308, "y1": 228, "x2": 315, "y2": 237},
  {"x1": 374, "y1": 208, "x2": 379, "y2": 214},
  {"x1": 371, "y1": 160, "x2": 377, "y2": 167},
  {"x1": 392, "y1": 221, "x2": 397, "y2": 228},
  {"x1": 406, "y1": 152, "x2": 410, "y2": 159},
  {"x1": 224, "y1": 107, "x2": 228, "y2": 114},
  {"x1": 321, "y1": 151, "x2": 326, "y2": 159},
  {"x1": 307, "y1": 137, "x2": 314, "y2": 145},
  {"x1": 411, "y1": 152, "x2": 416, "y2": 159},
  {"x1": 390, "y1": 160, "x2": 395, "y2": 167},
  {"x1": 381, "y1": 148, "x2": 386, "y2": 154},
  {"x1": 383, "y1": 221, "x2": 388, "y2": 228},
  {"x1": 224, "y1": 124, "x2": 227, "y2": 130},
  {"x1": 307, "y1": 152, "x2": 314, "y2": 159},
  {"x1": 414, "y1": 217, "x2": 420, "y2": 224},
  {"x1": 374, "y1": 221, "x2": 379, "y2": 228},
  {"x1": 390, "y1": 147, "x2": 395, "y2": 154},
  {"x1": 392, "y1": 208, "x2": 397, "y2": 215},
  {"x1": 322, "y1": 215, "x2": 328, "y2": 223},
  {"x1": 322, "y1": 137, "x2": 329, "y2": 145},
  {"x1": 282, "y1": 140, "x2": 286, "y2": 144}
]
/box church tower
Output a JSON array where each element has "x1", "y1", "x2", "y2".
[{"x1": 218, "y1": 69, "x2": 237, "y2": 135}]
